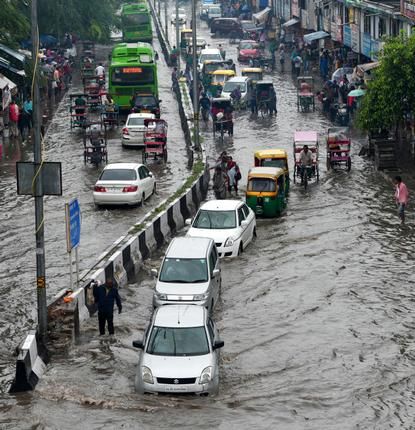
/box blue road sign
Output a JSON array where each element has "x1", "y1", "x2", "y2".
[{"x1": 67, "y1": 199, "x2": 81, "y2": 251}]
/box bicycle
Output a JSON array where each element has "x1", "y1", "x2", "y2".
[
  {"x1": 300, "y1": 165, "x2": 312, "y2": 190},
  {"x1": 258, "y1": 100, "x2": 270, "y2": 118}
]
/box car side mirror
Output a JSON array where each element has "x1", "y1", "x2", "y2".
[
  {"x1": 151, "y1": 268, "x2": 158, "y2": 278},
  {"x1": 213, "y1": 340, "x2": 224, "y2": 350},
  {"x1": 148, "y1": 172, "x2": 153, "y2": 177},
  {"x1": 241, "y1": 219, "x2": 249, "y2": 228},
  {"x1": 212, "y1": 268, "x2": 220, "y2": 278},
  {"x1": 132, "y1": 340, "x2": 144, "y2": 349},
  {"x1": 185, "y1": 218, "x2": 192, "y2": 226}
]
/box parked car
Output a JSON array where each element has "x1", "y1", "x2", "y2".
[
  {"x1": 198, "y1": 48, "x2": 223, "y2": 69},
  {"x1": 121, "y1": 113, "x2": 155, "y2": 148},
  {"x1": 171, "y1": 8, "x2": 187, "y2": 24},
  {"x1": 186, "y1": 200, "x2": 256, "y2": 257},
  {"x1": 207, "y1": 4, "x2": 221, "y2": 23},
  {"x1": 133, "y1": 305, "x2": 224, "y2": 395},
  {"x1": 221, "y1": 76, "x2": 252, "y2": 107},
  {"x1": 152, "y1": 237, "x2": 221, "y2": 312},
  {"x1": 237, "y1": 40, "x2": 261, "y2": 63},
  {"x1": 131, "y1": 93, "x2": 161, "y2": 118},
  {"x1": 93, "y1": 163, "x2": 156, "y2": 206},
  {"x1": 210, "y1": 18, "x2": 243, "y2": 39}
]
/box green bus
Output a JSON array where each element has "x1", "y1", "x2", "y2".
[
  {"x1": 121, "y1": 2, "x2": 153, "y2": 43},
  {"x1": 109, "y1": 42, "x2": 158, "y2": 110}
]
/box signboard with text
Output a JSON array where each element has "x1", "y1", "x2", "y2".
[{"x1": 65, "y1": 199, "x2": 81, "y2": 252}]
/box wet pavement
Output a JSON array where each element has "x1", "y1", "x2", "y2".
[{"x1": 2, "y1": 6, "x2": 415, "y2": 429}]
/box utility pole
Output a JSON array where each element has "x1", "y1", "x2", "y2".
[
  {"x1": 164, "y1": 0, "x2": 169, "y2": 43},
  {"x1": 175, "y1": 0, "x2": 180, "y2": 73},
  {"x1": 31, "y1": 0, "x2": 47, "y2": 339},
  {"x1": 191, "y1": 0, "x2": 200, "y2": 150},
  {"x1": 158, "y1": 0, "x2": 161, "y2": 17}
]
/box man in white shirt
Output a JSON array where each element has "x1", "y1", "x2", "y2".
[
  {"x1": 299, "y1": 145, "x2": 313, "y2": 181},
  {"x1": 95, "y1": 63, "x2": 105, "y2": 78}
]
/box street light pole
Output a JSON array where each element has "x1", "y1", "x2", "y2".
[
  {"x1": 175, "y1": 0, "x2": 180, "y2": 73},
  {"x1": 165, "y1": 0, "x2": 169, "y2": 43},
  {"x1": 31, "y1": 0, "x2": 47, "y2": 339},
  {"x1": 191, "y1": 0, "x2": 199, "y2": 150}
]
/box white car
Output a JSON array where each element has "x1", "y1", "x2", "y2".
[
  {"x1": 186, "y1": 200, "x2": 256, "y2": 257},
  {"x1": 133, "y1": 305, "x2": 224, "y2": 395},
  {"x1": 198, "y1": 48, "x2": 223, "y2": 69},
  {"x1": 171, "y1": 8, "x2": 187, "y2": 24},
  {"x1": 121, "y1": 113, "x2": 155, "y2": 148},
  {"x1": 221, "y1": 76, "x2": 252, "y2": 107},
  {"x1": 93, "y1": 163, "x2": 156, "y2": 206}
]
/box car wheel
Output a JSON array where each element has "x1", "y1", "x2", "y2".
[
  {"x1": 237, "y1": 242, "x2": 243, "y2": 256},
  {"x1": 152, "y1": 183, "x2": 156, "y2": 195},
  {"x1": 253, "y1": 227, "x2": 257, "y2": 238}
]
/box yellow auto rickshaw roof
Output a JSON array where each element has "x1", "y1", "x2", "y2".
[
  {"x1": 254, "y1": 149, "x2": 288, "y2": 159},
  {"x1": 212, "y1": 69, "x2": 236, "y2": 76},
  {"x1": 181, "y1": 29, "x2": 192, "y2": 34},
  {"x1": 248, "y1": 166, "x2": 285, "y2": 179},
  {"x1": 241, "y1": 67, "x2": 263, "y2": 73}
]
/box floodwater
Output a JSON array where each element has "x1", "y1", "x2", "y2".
[{"x1": 2, "y1": 6, "x2": 415, "y2": 430}]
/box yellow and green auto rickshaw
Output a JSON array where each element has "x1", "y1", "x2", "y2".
[
  {"x1": 246, "y1": 167, "x2": 286, "y2": 217},
  {"x1": 210, "y1": 69, "x2": 236, "y2": 95},
  {"x1": 254, "y1": 149, "x2": 290, "y2": 194},
  {"x1": 180, "y1": 29, "x2": 193, "y2": 53},
  {"x1": 241, "y1": 67, "x2": 263, "y2": 85}
]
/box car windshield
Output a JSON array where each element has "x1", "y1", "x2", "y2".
[
  {"x1": 223, "y1": 82, "x2": 246, "y2": 93},
  {"x1": 248, "y1": 178, "x2": 276, "y2": 192},
  {"x1": 147, "y1": 326, "x2": 210, "y2": 356},
  {"x1": 193, "y1": 209, "x2": 236, "y2": 229},
  {"x1": 100, "y1": 169, "x2": 137, "y2": 181},
  {"x1": 209, "y1": 7, "x2": 221, "y2": 13},
  {"x1": 240, "y1": 42, "x2": 255, "y2": 49},
  {"x1": 127, "y1": 117, "x2": 146, "y2": 126},
  {"x1": 134, "y1": 96, "x2": 157, "y2": 106},
  {"x1": 159, "y1": 258, "x2": 208, "y2": 283},
  {"x1": 262, "y1": 159, "x2": 286, "y2": 169},
  {"x1": 200, "y1": 53, "x2": 222, "y2": 63}
]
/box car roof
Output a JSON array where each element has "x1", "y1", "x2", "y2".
[
  {"x1": 254, "y1": 148, "x2": 288, "y2": 158},
  {"x1": 154, "y1": 305, "x2": 206, "y2": 328},
  {"x1": 127, "y1": 113, "x2": 155, "y2": 119},
  {"x1": 103, "y1": 163, "x2": 143, "y2": 170},
  {"x1": 200, "y1": 48, "x2": 221, "y2": 54},
  {"x1": 200, "y1": 199, "x2": 242, "y2": 211},
  {"x1": 166, "y1": 237, "x2": 213, "y2": 258}
]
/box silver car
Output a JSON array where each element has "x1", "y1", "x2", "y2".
[
  {"x1": 121, "y1": 113, "x2": 155, "y2": 148},
  {"x1": 152, "y1": 237, "x2": 221, "y2": 312},
  {"x1": 133, "y1": 305, "x2": 224, "y2": 395}
]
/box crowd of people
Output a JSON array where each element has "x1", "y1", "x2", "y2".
[{"x1": 212, "y1": 151, "x2": 241, "y2": 199}]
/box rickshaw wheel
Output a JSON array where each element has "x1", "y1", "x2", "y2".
[
  {"x1": 347, "y1": 157, "x2": 352, "y2": 172},
  {"x1": 163, "y1": 149, "x2": 168, "y2": 162},
  {"x1": 326, "y1": 157, "x2": 331, "y2": 170}
]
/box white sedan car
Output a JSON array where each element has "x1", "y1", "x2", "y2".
[
  {"x1": 133, "y1": 304, "x2": 224, "y2": 395},
  {"x1": 121, "y1": 113, "x2": 155, "y2": 148},
  {"x1": 171, "y1": 8, "x2": 187, "y2": 24},
  {"x1": 93, "y1": 163, "x2": 156, "y2": 206},
  {"x1": 186, "y1": 200, "x2": 256, "y2": 257}
]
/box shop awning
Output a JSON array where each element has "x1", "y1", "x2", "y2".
[
  {"x1": 303, "y1": 31, "x2": 330, "y2": 43},
  {"x1": 282, "y1": 18, "x2": 300, "y2": 28},
  {"x1": 0, "y1": 74, "x2": 17, "y2": 91},
  {"x1": 357, "y1": 61, "x2": 379, "y2": 73},
  {"x1": 252, "y1": 7, "x2": 271, "y2": 24}
]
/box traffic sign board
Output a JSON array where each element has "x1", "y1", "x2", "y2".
[{"x1": 65, "y1": 199, "x2": 81, "y2": 251}]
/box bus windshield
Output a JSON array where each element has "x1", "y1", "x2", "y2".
[
  {"x1": 122, "y1": 14, "x2": 150, "y2": 26},
  {"x1": 111, "y1": 66, "x2": 154, "y2": 85}
]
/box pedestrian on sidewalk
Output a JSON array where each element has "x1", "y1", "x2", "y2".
[
  {"x1": 394, "y1": 176, "x2": 409, "y2": 224},
  {"x1": 93, "y1": 279, "x2": 122, "y2": 336},
  {"x1": 9, "y1": 100, "x2": 19, "y2": 138}
]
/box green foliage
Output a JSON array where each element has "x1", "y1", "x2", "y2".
[
  {"x1": 357, "y1": 32, "x2": 415, "y2": 133},
  {"x1": 0, "y1": 0, "x2": 30, "y2": 47}
]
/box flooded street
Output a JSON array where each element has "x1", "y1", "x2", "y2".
[{"x1": 2, "y1": 7, "x2": 415, "y2": 430}]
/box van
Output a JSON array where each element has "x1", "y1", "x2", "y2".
[{"x1": 152, "y1": 237, "x2": 221, "y2": 312}]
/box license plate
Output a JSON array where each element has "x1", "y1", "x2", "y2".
[
  {"x1": 108, "y1": 188, "x2": 121, "y2": 193},
  {"x1": 164, "y1": 386, "x2": 188, "y2": 392}
]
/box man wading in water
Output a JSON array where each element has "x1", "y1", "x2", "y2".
[{"x1": 93, "y1": 279, "x2": 122, "y2": 336}]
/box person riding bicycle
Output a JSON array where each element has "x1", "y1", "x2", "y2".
[
  {"x1": 230, "y1": 86, "x2": 242, "y2": 106},
  {"x1": 299, "y1": 145, "x2": 313, "y2": 182},
  {"x1": 199, "y1": 92, "x2": 211, "y2": 121}
]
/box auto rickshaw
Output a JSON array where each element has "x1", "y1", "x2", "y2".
[
  {"x1": 246, "y1": 167, "x2": 286, "y2": 217},
  {"x1": 254, "y1": 149, "x2": 290, "y2": 195},
  {"x1": 241, "y1": 67, "x2": 263, "y2": 85},
  {"x1": 187, "y1": 38, "x2": 207, "y2": 59},
  {"x1": 210, "y1": 69, "x2": 236, "y2": 96},
  {"x1": 297, "y1": 76, "x2": 315, "y2": 112},
  {"x1": 200, "y1": 60, "x2": 236, "y2": 91},
  {"x1": 180, "y1": 29, "x2": 193, "y2": 53}
]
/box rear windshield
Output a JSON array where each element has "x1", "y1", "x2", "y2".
[
  {"x1": 223, "y1": 81, "x2": 246, "y2": 92},
  {"x1": 100, "y1": 169, "x2": 137, "y2": 181},
  {"x1": 134, "y1": 96, "x2": 157, "y2": 106},
  {"x1": 248, "y1": 178, "x2": 276, "y2": 192},
  {"x1": 127, "y1": 117, "x2": 146, "y2": 126}
]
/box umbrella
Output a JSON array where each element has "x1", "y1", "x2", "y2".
[{"x1": 348, "y1": 88, "x2": 366, "y2": 97}]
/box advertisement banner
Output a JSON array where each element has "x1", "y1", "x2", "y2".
[
  {"x1": 343, "y1": 24, "x2": 352, "y2": 47},
  {"x1": 292, "y1": 0, "x2": 299, "y2": 17},
  {"x1": 362, "y1": 32, "x2": 371, "y2": 58}
]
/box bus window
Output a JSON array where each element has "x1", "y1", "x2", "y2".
[{"x1": 111, "y1": 67, "x2": 154, "y2": 85}]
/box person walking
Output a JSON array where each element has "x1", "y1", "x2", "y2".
[
  {"x1": 9, "y1": 100, "x2": 19, "y2": 138},
  {"x1": 394, "y1": 176, "x2": 409, "y2": 224},
  {"x1": 93, "y1": 279, "x2": 122, "y2": 336}
]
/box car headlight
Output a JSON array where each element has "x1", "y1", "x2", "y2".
[
  {"x1": 224, "y1": 237, "x2": 234, "y2": 247},
  {"x1": 199, "y1": 366, "x2": 212, "y2": 384},
  {"x1": 193, "y1": 293, "x2": 209, "y2": 301},
  {"x1": 142, "y1": 366, "x2": 154, "y2": 384},
  {"x1": 155, "y1": 292, "x2": 167, "y2": 300}
]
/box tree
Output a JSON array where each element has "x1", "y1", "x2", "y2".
[
  {"x1": 0, "y1": 0, "x2": 30, "y2": 47},
  {"x1": 357, "y1": 32, "x2": 415, "y2": 137}
]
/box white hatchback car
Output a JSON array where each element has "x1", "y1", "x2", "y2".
[
  {"x1": 186, "y1": 200, "x2": 256, "y2": 257},
  {"x1": 121, "y1": 113, "x2": 155, "y2": 148},
  {"x1": 221, "y1": 76, "x2": 252, "y2": 107},
  {"x1": 198, "y1": 48, "x2": 223, "y2": 69},
  {"x1": 171, "y1": 8, "x2": 187, "y2": 24},
  {"x1": 93, "y1": 163, "x2": 156, "y2": 206},
  {"x1": 133, "y1": 304, "x2": 224, "y2": 395}
]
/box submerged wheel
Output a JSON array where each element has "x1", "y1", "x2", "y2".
[
  {"x1": 347, "y1": 157, "x2": 352, "y2": 172},
  {"x1": 253, "y1": 227, "x2": 257, "y2": 238},
  {"x1": 140, "y1": 193, "x2": 145, "y2": 206},
  {"x1": 237, "y1": 242, "x2": 243, "y2": 256}
]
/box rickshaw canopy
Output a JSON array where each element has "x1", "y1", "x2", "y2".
[
  {"x1": 212, "y1": 69, "x2": 236, "y2": 77},
  {"x1": 294, "y1": 131, "x2": 318, "y2": 144},
  {"x1": 254, "y1": 149, "x2": 288, "y2": 160},
  {"x1": 248, "y1": 166, "x2": 284, "y2": 180}
]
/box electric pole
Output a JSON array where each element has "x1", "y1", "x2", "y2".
[
  {"x1": 175, "y1": 0, "x2": 180, "y2": 73},
  {"x1": 191, "y1": 0, "x2": 200, "y2": 150}
]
